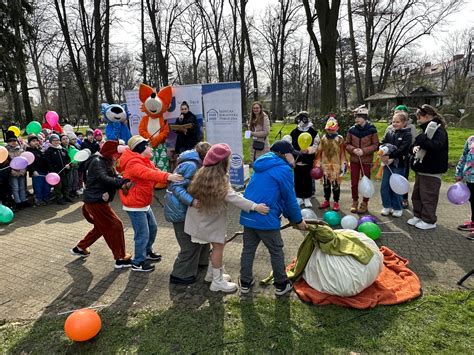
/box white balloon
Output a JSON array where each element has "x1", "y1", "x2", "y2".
[
  {"x1": 341, "y1": 215, "x2": 358, "y2": 230},
  {"x1": 389, "y1": 173, "x2": 409, "y2": 195},
  {"x1": 73, "y1": 150, "x2": 90, "y2": 162},
  {"x1": 282, "y1": 135, "x2": 292, "y2": 144},
  {"x1": 358, "y1": 176, "x2": 375, "y2": 198},
  {"x1": 63, "y1": 124, "x2": 74, "y2": 133},
  {"x1": 301, "y1": 208, "x2": 317, "y2": 220}
]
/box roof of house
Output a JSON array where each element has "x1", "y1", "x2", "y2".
[{"x1": 365, "y1": 86, "x2": 442, "y2": 102}]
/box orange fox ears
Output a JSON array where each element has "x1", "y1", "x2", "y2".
[
  {"x1": 139, "y1": 83, "x2": 154, "y2": 103},
  {"x1": 157, "y1": 86, "x2": 173, "y2": 109}
]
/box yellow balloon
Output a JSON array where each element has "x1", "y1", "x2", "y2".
[
  {"x1": 8, "y1": 126, "x2": 21, "y2": 137},
  {"x1": 298, "y1": 132, "x2": 312, "y2": 150}
]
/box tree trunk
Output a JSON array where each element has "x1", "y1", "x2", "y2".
[
  {"x1": 146, "y1": 0, "x2": 169, "y2": 86},
  {"x1": 141, "y1": 0, "x2": 147, "y2": 83},
  {"x1": 102, "y1": 0, "x2": 114, "y2": 103},
  {"x1": 239, "y1": 0, "x2": 246, "y2": 122},
  {"x1": 347, "y1": 0, "x2": 364, "y2": 103},
  {"x1": 338, "y1": 39, "x2": 347, "y2": 109}
]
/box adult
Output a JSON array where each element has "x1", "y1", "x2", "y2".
[
  {"x1": 249, "y1": 101, "x2": 271, "y2": 164},
  {"x1": 174, "y1": 101, "x2": 198, "y2": 154},
  {"x1": 41, "y1": 112, "x2": 63, "y2": 134},
  {"x1": 71, "y1": 140, "x2": 133, "y2": 269},
  {"x1": 407, "y1": 104, "x2": 448, "y2": 230},
  {"x1": 239, "y1": 140, "x2": 307, "y2": 296}
]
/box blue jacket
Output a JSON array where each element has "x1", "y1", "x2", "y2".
[
  {"x1": 240, "y1": 152, "x2": 302, "y2": 230},
  {"x1": 164, "y1": 150, "x2": 201, "y2": 223}
]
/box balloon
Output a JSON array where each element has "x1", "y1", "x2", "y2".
[
  {"x1": 8, "y1": 126, "x2": 21, "y2": 137},
  {"x1": 447, "y1": 182, "x2": 471, "y2": 205},
  {"x1": 64, "y1": 308, "x2": 102, "y2": 342},
  {"x1": 358, "y1": 176, "x2": 375, "y2": 198},
  {"x1": 323, "y1": 211, "x2": 341, "y2": 227},
  {"x1": 310, "y1": 167, "x2": 324, "y2": 180},
  {"x1": 341, "y1": 215, "x2": 358, "y2": 230},
  {"x1": 0, "y1": 205, "x2": 14, "y2": 224},
  {"x1": 45, "y1": 111, "x2": 59, "y2": 127},
  {"x1": 0, "y1": 146, "x2": 8, "y2": 163},
  {"x1": 282, "y1": 135, "x2": 292, "y2": 144},
  {"x1": 297, "y1": 132, "x2": 312, "y2": 150},
  {"x1": 63, "y1": 124, "x2": 74, "y2": 133},
  {"x1": 20, "y1": 151, "x2": 35, "y2": 165},
  {"x1": 68, "y1": 148, "x2": 79, "y2": 161},
  {"x1": 301, "y1": 208, "x2": 317, "y2": 220},
  {"x1": 117, "y1": 145, "x2": 129, "y2": 154},
  {"x1": 73, "y1": 150, "x2": 90, "y2": 162},
  {"x1": 358, "y1": 215, "x2": 377, "y2": 226},
  {"x1": 357, "y1": 222, "x2": 381, "y2": 240},
  {"x1": 45, "y1": 172, "x2": 61, "y2": 186},
  {"x1": 25, "y1": 121, "x2": 42, "y2": 135},
  {"x1": 10, "y1": 156, "x2": 28, "y2": 170},
  {"x1": 389, "y1": 173, "x2": 409, "y2": 195}
]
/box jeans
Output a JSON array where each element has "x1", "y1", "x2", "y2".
[
  {"x1": 380, "y1": 165, "x2": 405, "y2": 210},
  {"x1": 240, "y1": 227, "x2": 287, "y2": 286},
  {"x1": 32, "y1": 172, "x2": 50, "y2": 201},
  {"x1": 127, "y1": 208, "x2": 158, "y2": 265},
  {"x1": 9, "y1": 175, "x2": 26, "y2": 203}
]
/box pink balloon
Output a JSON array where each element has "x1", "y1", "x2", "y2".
[
  {"x1": 20, "y1": 151, "x2": 35, "y2": 165},
  {"x1": 10, "y1": 156, "x2": 29, "y2": 170},
  {"x1": 45, "y1": 172, "x2": 61, "y2": 186},
  {"x1": 45, "y1": 111, "x2": 59, "y2": 127},
  {"x1": 117, "y1": 145, "x2": 129, "y2": 154}
]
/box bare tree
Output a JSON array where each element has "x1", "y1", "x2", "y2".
[{"x1": 347, "y1": 0, "x2": 364, "y2": 103}]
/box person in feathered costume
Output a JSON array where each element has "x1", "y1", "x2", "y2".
[
  {"x1": 138, "y1": 83, "x2": 173, "y2": 180},
  {"x1": 102, "y1": 103, "x2": 132, "y2": 142}
]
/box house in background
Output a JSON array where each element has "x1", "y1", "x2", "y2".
[{"x1": 365, "y1": 86, "x2": 443, "y2": 112}]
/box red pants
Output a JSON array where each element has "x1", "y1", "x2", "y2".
[
  {"x1": 350, "y1": 161, "x2": 372, "y2": 202},
  {"x1": 77, "y1": 203, "x2": 126, "y2": 260}
]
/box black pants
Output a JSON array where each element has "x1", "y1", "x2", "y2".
[
  {"x1": 323, "y1": 176, "x2": 340, "y2": 202},
  {"x1": 468, "y1": 182, "x2": 474, "y2": 222},
  {"x1": 294, "y1": 164, "x2": 313, "y2": 199}
]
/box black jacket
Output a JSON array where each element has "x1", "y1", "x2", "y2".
[
  {"x1": 80, "y1": 139, "x2": 100, "y2": 154},
  {"x1": 44, "y1": 146, "x2": 71, "y2": 175},
  {"x1": 26, "y1": 146, "x2": 49, "y2": 175},
  {"x1": 175, "y1": 112, "x2": 198, "y2": 153},
  {"x1": 290, "y1": 126, "x2": 319, "y2": 165},
  {"x1": 381, "y1": 127, "x2": 412, "y2": 168},
  {"x1": 410, "y1": 117, "x2": 449, "y2": 174},
  {"x1": 83, "y1": 156, "x2": 128, "y2": 203}
]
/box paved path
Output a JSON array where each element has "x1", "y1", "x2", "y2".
[{"x1": 0, "y1": 182, "x2": 472, "y2": 321}]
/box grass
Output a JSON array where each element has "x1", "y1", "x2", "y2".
[
  {"x1": 243, "y1": 122, "x2": 474, "y2": 183},
  {"x1": 1, "y1": 289, "x2": 472, "y2": 353}
]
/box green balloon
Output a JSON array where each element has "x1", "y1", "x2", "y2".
[
  {"x1": 68, "y1": 148, "x2": 79, "y2": 161},
  {"x1": 357, "y1": 222, "x2": 381, "y2": 240},
  {"x1": 323, "y1": 211, "x2": 341, "y2": 227},
  {"x1": 26, "y1": 121, "x2": 42, "y2": 135},
  {"x1": 0, "y1": 205, "x2": 14, "y2": 224}
]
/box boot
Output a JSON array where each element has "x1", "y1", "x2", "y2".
[
  {"x1": 209, "y1": 267, "x2": 237, "y2": 293},
  {"x1": 205, "y1": 263, "x2": 231, "y2": 282},
  {"x1": 357, "y1": 201, "x2": 368, "y2": 214},
  {"x1": 351, "y1": 200, "x2": 358, "y2": 213}
]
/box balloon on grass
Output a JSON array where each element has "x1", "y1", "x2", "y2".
[
  {"x1": 8, "y1": 126, "x2": 21, "y2": 137},
  {"x1": 20, "y1": 151, "x2": 35, "y2": 165},
  {"x1": 64, "y1": 309, "x2": 102, "y2": 342},
  {"x1": 358, "y1": 176, "x2": 375, "y2": 198},
  {"x1": 341, "y1": 215, "x2": 358, "y2": 230},
  {"x1": 447, "y1": 182, "x2": 470, "y2": 205},
  {"x1": 0, "y1": 205, "x2": 14, "y2": 224},
  {"x1": 45, "y1": 111, "x2": 59, "y2": 127},
  {"x1": 358, "y1": 215, "x2": 377, "y2": 226},
  {"x1": 357, "y1": 222, "x2": 381, "y2": 240},
  {"x1": 310, "y1": 167, "x2": 324, "y2": 180},
  {"x1": 45, "y1": 172, "x2": 60, "y2": 186},
  {"x1": 26, "y1": 121, "x2": 42, "y2": 135},
  {"x1": 10, "y1": 156, "x2": 28, "y2": 170},
  {"x1": 0, "y1": 146, "x2": 8, "y2": 163},
  {"x1": 389, "y1": 173, "x2": 409, "y2": 195},
  {"x1": 297, "y1": 132, "x2": 312, "y2": 150},
  {"x1": 323, "y1": 211, "x2": 341, "y2": 227}
]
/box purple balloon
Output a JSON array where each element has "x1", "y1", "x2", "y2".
[
  {"x1": 358, "y1": 215, "x2": 377, "y2": 226},
  {"x1": 10, "y1": 156, "x2": 29, "y2": 170},
  {"x1": 447, "y1": 182, "x2": 470, "y2": 205}
]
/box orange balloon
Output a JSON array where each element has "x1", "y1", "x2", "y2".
[
  {"x1": 64, "y1": 309, "x2": 102, "y2": 342},
  {"x1": 0, "y1": 146, "x2": 8, "y2": 164}
]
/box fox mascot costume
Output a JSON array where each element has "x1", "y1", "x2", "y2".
[{"x1": 138, "y1": 84, "x2": 173, "y2": 181}]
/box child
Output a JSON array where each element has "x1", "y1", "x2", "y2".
[
  {"x1": 81, "y1": 129, "x2": 100, "y2": 154},
  {"x1": 76, "y1": 131, "x2": 84, "y2": 146},
  {"x1": 345, "y1": 106, "x2": 379, "y2": 213},
  {"x1": 185, "y1": 143, "x2": 269, "y2": 293},
  {"x1": 44, "y1": 134, "x2": 72, "y2": 205},
  {"x1": 455, "y1": 135, "x2": 474, "y2": 240},
  {"x1": 5, "y1": 130, "x2": 29, "y2": 208},
  {"x1": 165, "y1": 142, "x2": 212, "y2": 285},
  {"x1": 379, "y1": 112, "x2": 412, "y2": 217},
  {"x1": 26, "y1": 135, "x2": 51, "y2": 206},
  {"x1": 119, "y1": 135, "x2": 183, "y2": 272},
  {"x1": 93, "y1": 129, "x2": 104, "y2": 146},
  {"x1": 314, "y1": 117, "x2": 346, "y2": 212}
]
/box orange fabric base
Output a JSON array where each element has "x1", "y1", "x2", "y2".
[{"x1": 293, "y1": 246, "x2": 422, "y2": 309}]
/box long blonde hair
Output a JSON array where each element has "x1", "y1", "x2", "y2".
[{"x1": 188, "y1": 157, "x2": 230, "y2": 213}]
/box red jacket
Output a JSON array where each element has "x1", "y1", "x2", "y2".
[
  {"x1": 42, "y1": 122, "x2": 63, "y2": 134},
  {"x1": 118, "y1": 148, "x2": 169, "y2": 208}
]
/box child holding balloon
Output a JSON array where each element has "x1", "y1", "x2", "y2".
[
  {"x1": 44, "y1": 134, "x2": 72, "y2": 205},
  {"x1": 455, "y1": 135, "x2": 474, "y2": 240},
  {"x1": 26, "y1": 135, "x2": 51, "y2": 206},
  {"x1": 5, "y1": 130, "x2": 30, "y2": 208}
]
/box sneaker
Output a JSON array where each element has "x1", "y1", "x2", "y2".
[
  {"x1": 332, "y1": 202, "x2": 340, "y2": 211},
  {"x1": 319, "y1": 200, "x2": 330, "y2": 209},
  {"x1": 407, "y1": 216, "x2": 421, "y2": 226},
  {"x1": 131, "y1": 262, "x2": 155, "y2": 272},
  {"x1": 381, "y1": 208, "x2": 392, "y2": 216},
  {"x1": 70, "y1": 246, "x2": 90, "y2": 257},
  {"x1": 467, "y1": 232, "x2": 474, "y2": 241},
  {"x1": 115, "y1": 258, "x2": 132, "y2": 269},
  {"x1": 457, "y1": 221, "x2": 474, "y2": 231},
  {"x1": 415, "y1": 220, "x2": 437, "y2": 230},
  {"x1": 392, "y1": 210, "x2": 403, "y2": 218},
  {"x1": 275, "y1": 281, "x2": 293, "y2": 296},
  {"x1": 239, "y1": 278, "x2": 255, "y2": 294},
  {"x1": 296, "y1": 197, "x2": 303, "y2": 206},
  {"x1": 146, "y1": 251, "x2": 162, "y2": 262},
  {"x1": 303, "y1": 198, "x2": 312, "y2": 208}
]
